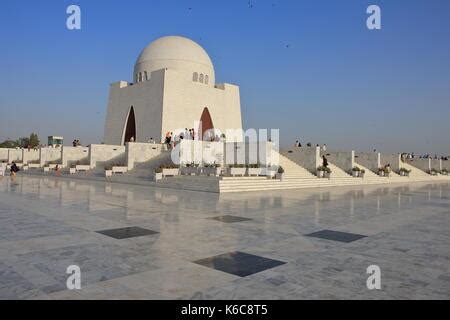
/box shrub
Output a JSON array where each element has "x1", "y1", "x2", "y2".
[
  {"x1": 352, "y1": 166, "x2": 360, "y2": 172},
  {"x1": 277, "y1": 166, "x2": 284, "y2": 174}
]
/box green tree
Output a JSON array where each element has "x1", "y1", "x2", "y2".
[
  {"x1": 18, "y1": 137, "x2": 29, "y2": 148},
  {"x1": 29, "y1": 133, "x2": 40, "y2": 148},
  {"x1": 0, "y1": 140, "x2": 18, "y2": 148}
]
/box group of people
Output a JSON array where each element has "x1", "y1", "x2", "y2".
[
  {"x1": 163, "y1": 128, "x2": 223, "y2": 149},
  {"x1": 72, "y1": 139, "x2": 82, "y2": 147},
  {"x1": 402, "y1": 153, "x2": 449, "y2": 161},
  {"x1": 294, "y1": 140, "x2": 327, "y2": 151}
]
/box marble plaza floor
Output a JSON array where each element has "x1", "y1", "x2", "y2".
[{"x1": 0, "y1": 175, "x2": 449, "y2": 299}]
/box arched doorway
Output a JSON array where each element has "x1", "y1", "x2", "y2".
[
  {"x1": 123, "y1": 106, "x2": 136, "y2": 144},
  {"x1": 199, "y1": 107, "x2": 214, "y2": 141}
]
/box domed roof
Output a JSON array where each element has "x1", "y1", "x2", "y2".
[{"x1": 133, "y1": 36, "x2": 215, "y2": 85}]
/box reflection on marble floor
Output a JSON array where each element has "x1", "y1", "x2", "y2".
[{"x1": 0, "y1": 175, "x2": 449, "y2": 299}]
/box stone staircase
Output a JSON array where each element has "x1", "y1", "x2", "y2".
[
  {"x1": 327, "y1": 163, "x2": 351, "y2": 178},
  {"x1": 128, "y1": 150, "x2": 172, "y2": 179},
  {"x1": 400, "y1": 161, "x2": 429, "y2": 177},
  {"x1": 279, "y1": 154, "x2": 316, "y2": 179},
  {"x1": 354, "y1": 162, "x2": 378, "y2": 177}
]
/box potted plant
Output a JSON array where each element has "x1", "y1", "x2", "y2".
[
  {"x1": 182, "y1": 162, "x2": 199, "y2": 175},
  {"x1": 75, "y1": 160, "x2": 90, "y2": 172},
  {"x1": 324, "y1": 166, "x2": 332, "y2": 179},
  {"x1": 316, "y1": 166, "x2": 325, "y2": 178},
  {"x1": 202, "y1": 163, "x2": 221, "y2": 176},
  {"x1": 429, "y1": 168, "x2": 438, "y2": 176},
  {"x1": 154, "y1": 166, "x2": 163, "y2": 181},
  {"x1": 351, "y1": 166, "x2": 361, "y2": 177},
  {"x1": 161, "y1": 164, "x2": 180, "y2": 177},
  {"x1": 112, "y1": 163, "x2": 127, "y2": 174},
  {"x1": 70, "y1": 164, "x2": 77, "y2": 174},
  {"x1": 399, "y1": 168, "x2": 411, "y2": 177},
  {"x1": 276, "y1": 166, "x2": 285, "y2": 180},
  {"x1": 247, "y1": 163, "x2": 262, "y2": 176},
  {"x1": 105, "y1": 164, "x2": 113, "y2": 177},
  {"x1": 360, "y1": 169, "x2": 366, "y2": 178},
  {"x1": 441, "y1": 169, "x2": 448, "y2": 176},
  {"x1": 378, "y1": 167, "x2": 385, "y2": 177},
  {"x1": 229, "y1": 164, "x2": 246, "y2": 176}
]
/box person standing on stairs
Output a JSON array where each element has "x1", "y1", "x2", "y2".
[{"x1": 322, "y1": 155, "x2": 328, "y2": 168}]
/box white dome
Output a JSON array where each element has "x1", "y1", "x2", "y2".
[{"x1": 134, "y1": 36, "x2": 215, "y2": 85}]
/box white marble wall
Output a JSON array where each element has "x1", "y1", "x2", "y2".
[
  {"x1": 355, "y1": 152, "x2": 380, "y2": 172},
  {"x1": 61, "y1": 146, "x2": 89, "y2": 167},
  {"x1": 89, "y1": 144, "x2": 126, "y2": 169},
  {"x1": 8, "y1": 149, "x2": 23, "y2": 163},
  {"x1": 22, "y1": 149, "x2": 40, "y2": 164},
  {"x1": 324, "y1": 150, "x2": 355, "y2": 173},
  {"x1": 0, "y1": 149, "x2": 9, "y2": 161},
  {"x1": 39, "y1": 147, "x2": 62, "y2": 166},
  {"x1": 126, "y1": 142, "x2": 163, "y2": 169}
]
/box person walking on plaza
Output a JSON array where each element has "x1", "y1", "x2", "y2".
[{"x1": 10, "y1": 162, "x2": 20, "y2": 177}]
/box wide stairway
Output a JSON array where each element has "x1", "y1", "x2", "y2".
[
  {"x1": 111, "y1": 151, "x2": 173, "y2": 184},
  {"x1": 219, "y1": 153, "x2": 443, "y2": 193},
  {"x1": 401, "y1": 161, "x2": 430, "y2": 177}
]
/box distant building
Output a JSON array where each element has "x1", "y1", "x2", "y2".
[
  {"x1": 47, "y1": 136, "x2": 63, "y2": 148},
  {"x1": 103, "y1": 36, "x2": 243, "y2": 145}
]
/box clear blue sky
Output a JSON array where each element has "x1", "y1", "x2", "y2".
[{"x1": 1, "y1": 0, "x2": 449, "y2": 154}]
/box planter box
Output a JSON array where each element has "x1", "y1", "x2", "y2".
[
  {"x1": 112, "y1": 166, "x2": 127, "y2": 174},
  {"x1": 352, "y1": 171, "x2": 359, "y2": 177},
  {"x1": 248, "y1": 168, "x2": 262, "y2": 176},
  {"x1": 316, "y1": 170, "x2": 324, "y2": 178},
  {"x1": 324, "y1": 172, "x2": 331, "y2": 179},
  {"x1": 76, "y1": 165, "x2": 90, "y2": 172},
  {"x1": 43, "y1": 167, "x2": 50, "y2": 172},
  {"x1": 378, "y1": 170, "x2": 385, "y2": 177},
  {"x1": 181, "y1": 167, "x2": 199, "y2": 176},
  {"x1": 262, "y1": 168, "x2": 276, "y2": 178},
  {"x1": 23, "y1": 166, "x2": 29, "y2": 171},
  {"x1": 202, "y1": 167, "x2": 221, "y2": 176},
  {"x1": 28, "y1": 163, "x2": 40, "y2": 168},
  {"x1": 276, "y1": 173, "x2": 284, "y2": 181},
  {"x1": 162, "y1": 168, "x2": 179, "y2": 177},
  {"x1": 69, "y1": 168, "x2": 77, "y2": 174},
  {"x1": 154, "y1": 172, "x2": 163, "y2": 181},
  {"x1": 105, "y1": 170, "x2": 112, "y2": 177},
  {"x1": 229, "y1": 167, "x2": 246, "y2": 176},
  {"x1": 360, "y1": 172, "x2": 365, "y2": 178}
]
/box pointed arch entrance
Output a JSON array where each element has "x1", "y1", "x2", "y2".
[
  {"x1": 199, "y1": 107, "x2": 214, "y2": 141},
  {"x1": 123, "y1": 106, "x2": 136, "y2": 145}
]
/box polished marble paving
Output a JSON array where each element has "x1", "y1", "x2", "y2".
[{"x1": 0, "y1": 175, "x2": 449, "y2": 299}]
